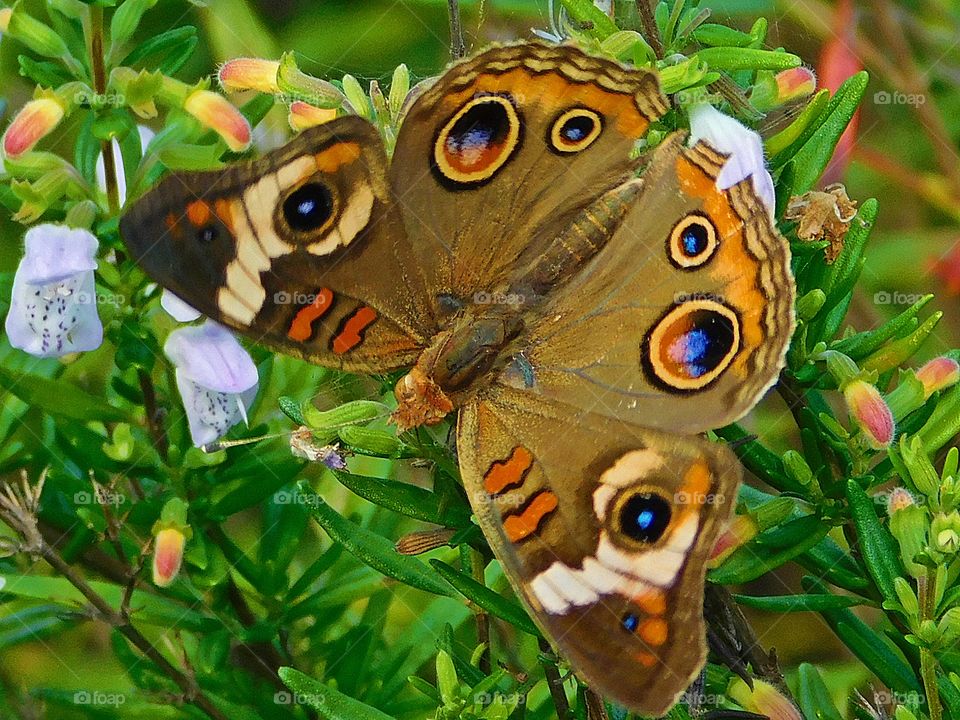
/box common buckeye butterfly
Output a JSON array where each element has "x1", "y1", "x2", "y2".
[{"x1": 121, "y1": 42, "x2": 794, "y2": 715}]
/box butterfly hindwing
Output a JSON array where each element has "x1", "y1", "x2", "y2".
[{"x1": 458, "y1": 385, "x2": 739, "y2": 716}]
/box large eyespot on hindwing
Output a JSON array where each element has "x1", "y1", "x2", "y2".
[
  {"x1": 642, "y1": 299, "x2": 741, "y2": 392},
  {"x1": 432, "y1": 94, "x2": 522, "y2": 188},
  {"x1": 548, "y1": 107, "x2": 603, "y2": 154},
  {"x1": 667, "y1": 212, "x2": 718, "y2": 269}
]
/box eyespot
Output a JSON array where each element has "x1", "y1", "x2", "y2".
[
  {"x1": 668, "y1": 213, "x2": 718, "y2": 269},
  {"x1": 621, "y1": 612, "x2": 640, "y2": 632},
  {"x1": 197, "y1": 226, "x2": 217, "y2": 243},
  {"x1": 283, "y1": 182, "x2": 335, "y2": 233},
  {"x1": 644, "y1": 300, "x2": 740, "y2": 391},
  {"x1": 549, "y1": 108, "x2": 603, "y2": 153},
  {"x1": 616, "y1": 490, "x2": 672, "y2": 544},
  {"x1": 433, "y1": 94, "x2": 521, "y2": 187}
]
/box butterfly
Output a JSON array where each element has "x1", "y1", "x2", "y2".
[{"x1": 121, "y1": 42, "x2": 795, "y2": 715}]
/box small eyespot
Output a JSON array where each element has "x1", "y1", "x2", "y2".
[
  {"x1": 622, "y1": 613, "x2": 640, "y2": 633},
  {"x1": 434, "y1": 94, "x2": 521, "y2": 187},
  {"x1": 197, "y1": 226, "x2": 217, "y2": 243},
  {"x1": 283, "y1": 182, "x2": 335, "y2": 233},
  {"x1": 617, "y1": 491, "x2": 672, "y2": 544},
  {"x1": 549, "y1": 108, "x2": 603, "y2": 153},
  {"x1": 644, "y1": 300, "x2": 741, "y2": 391},
  {"x1": 668, "y1": 214, "x2": 718, "y2": 269}
]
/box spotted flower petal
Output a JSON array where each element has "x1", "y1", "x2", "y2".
[
  {"x1": 688, "y1": 103, "x2": 776, "y2": 216},
  {"x1": 165, "y1": 321, "x2": 258, "y2": 446},
  {"x1": 5, "y1": 224, "x2": 103, "y2": 357}
]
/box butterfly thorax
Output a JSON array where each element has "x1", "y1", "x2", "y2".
[{"x1": 392, "y1": 304, "x2": 524, "y2": 430}]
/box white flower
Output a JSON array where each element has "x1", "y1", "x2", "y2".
[
  {"x1": 164, "y1": 321, "x2": 258, "y2": 447},
  {"x1": 688, "y1": 103, "x2": 776, "y2": 216},
  {"x1": 96, "y1": 126, "x2": 155, "y2": 206},
  {"x1": 5, "y1": 224, "x2": 103, "y2": 357},
  {"x1": 160, "y1": 289, "x2": 201, "y2": 322}
]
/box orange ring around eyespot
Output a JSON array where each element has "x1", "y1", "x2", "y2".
[
  {"x1": 668, "y1": 213, "x2": 718, "y2": 269},
  {"x1": 646, "y1": 299, "x2": 740, "y2": 391},
  {"x1": 549, "y1": 107, "x2": 603, "y2": 153},
  {"x1": 434, "y1": 95, "x2": 520, "y2": 186}
]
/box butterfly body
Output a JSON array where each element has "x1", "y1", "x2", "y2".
[{"x1": 122, "y1": 42, "x2": 794, "y2": 716}]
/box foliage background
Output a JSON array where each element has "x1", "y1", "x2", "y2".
[{"x1": 1, "y1": 0, "x2": 960, "y2": 719}]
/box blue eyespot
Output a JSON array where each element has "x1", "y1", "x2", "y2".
[
  {"x1": 618, "y1": 492, "x2": 671, "y2": 544},
  {"x1": 668, "y1": 215, "x2": 717, "y2": 269},
  {"x1": 681, "y1": 224, "x2": 709, "y2": 256},
  {"x1": 284, "y1": 183, "x2": 334, "y2": 233},
  {"x1": 622, "y1": 613, "x2": 640, "y2": 632}
]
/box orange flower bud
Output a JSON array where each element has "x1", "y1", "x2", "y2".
[
  {"x1": 152, "y1": 527, "x2": 186, "y2": 587},
  {"x1": 708, "y1": 514, "x2": 759, "y2": 567},
  {"x1": 3, "y1": 97, "x2": 66, "y2": 157},
  {"x1": 0, "y1": 8, "x2": 11, "y2": 32},
  {"x1": 728, "y1": 678, "x2": 802, "y2": 720},
  {"x1": 183, "y1": 90, "x2": 251, "y2": 152},
  {"x1": 219, "y1": 58, "x2": 281, "y2": 94},
  {"x1": 775, "y1": 67, "x2": 816, "y2": 103},
  {"x1": 886, "y1": 487, "x2": 916, "y2": 514},
  {"x1": 288, "y1": 101, "x2": 337, "y2": 131},
  {"x1": 916, "y1": 356, "x2": 960, "y2": 399},
  {"x1": 844, "y1": 379, "x2": 895, "y2": 449}
]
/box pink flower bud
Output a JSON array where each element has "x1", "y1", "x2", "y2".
[
  {"x1": 708, "y1": 515, "x2": 759, "y2": 567},
  {"x1": 219, "y1": 58, "x2": 281, "y2": 94},
  {"x1": 775, "y1": 67, "x2": 817, "y2": 103},
  {"x1": 916, "y1": 357, "x2": 960, "y2": 398},
  {"x1": 288, "y1": 101, "x2": 337, "y2": 131},
  {"x1": 728, "y1": 678, "x2": 802, "y2": 720},
  {"x1": 183, "y1": 90, "x2": 251, "y2": 152},
  {"x1": 886, "y1": 487, "x2": 916, "y2": 514},
  {"x1": 3, "y1": 97, "x2": 66, "y2": 157},
  {"x1": 152, "y1": 527, "x2": 186, "y2": 587},
  {"x1": 844, "y1": 379, "x2": 895, "y2": 449}
]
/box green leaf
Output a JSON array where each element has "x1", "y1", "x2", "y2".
[
  {"x1": 788, "y1": 71, "x2": 869, "y2": 195},
  {"x1": 804, "y1": 577, "x2": 921, "y2": 693},
  {"x1": 0, "y1": 366, "x2": 128, "y2": 422},
  {"x1": 709, "y1": 516, "x2": 830, "y2": 584},
  {"x1": 121, "y1": 26, "x2": 198, "y2": 69},
  {"x1": 694, "y1": 46, "x2": 801, "y2": 71},
  {"x1": 766, "y1": 89, "x2": 830, "y2": 159},
  {"x1": 846, "y1": 480, "x2": 903, "y2": 603},
  {"x1": 335, "y1": 472, "x2": 470, "y2": 527},
  {"x1": 430, "y1": 560, "x2": 540, "y2": 636},
  {"x1": 300, "y1": 482, "x2": 453, "y2": 597},
  {"x1": 278, "y1": 667, "x2": 394, "y2": 719},
  {"x1": 733, "y1": 593, "x2": 865, "y2": 612},
  {"x1": 278, "y1": 395, "x2": 306, "y2": 424},
  {"x1": 796, "y1": 663, "x2": 844, "y2": 720},
  {"x1": 558, "y1": 0, "x2": 619, "y2": 39}
]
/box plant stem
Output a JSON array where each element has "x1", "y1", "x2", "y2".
[
  {"x1": 447, "y1": 0, "x2": 466, "y2": 59},
  {"x1": 918, "y1": 568, "x2": 943, "y2": 720},
  {"x1": 539, "y1": 637, "x2": 572, "y2": 720},
  {"x1": 635, "y1": 0, "x2": 664, "y2": 58},
  {"x1": 89, "y1": 5, "x2": 121, "y2": 215},
  {"x1": 138, "y1": 368, "x2": 169, "y2": 461},
  {"x1": 470, "y1": 548, "x2": 491, "y2": 674}
]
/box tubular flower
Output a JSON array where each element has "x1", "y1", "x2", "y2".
[
  {"x1": 152, "y1": 527, "x2": 187, "y2": 587},
  {"x1": 183, "y1": 89, "x2": 251, "y2": 152},
  {"x1": 288, "y1": 101, "x2": 337, "y2": 131},
  {"x1": 2, "y1": 97, "x2": 66, "y2": 157},
  {"x1": 775, "y1": 67, "x2": 817, "y2": 103},
  {"x1": 219, "y1": 58, "x2": 281, "y2": 94},
  {"x1": 6, "y1": 224, "x2": 103, "y2": 357},
  {"x1": 164, "y1": 321, "x2": 259, "y2": 447},
  {"x1": 688, "y1": 103, "x2": 776, "y2": 217},
  {"x1": 728, "y1": 678, "x2": 802, "y2": 720},
  {"x1": 708, "y1": 514, "x2": 759, "y2": 567},
  {"x1": 916, "y1": 356, "x2": 960, "y2": 399},
  {"x1": 843, "y1": 379, "x2": 895, "y2": 449}
]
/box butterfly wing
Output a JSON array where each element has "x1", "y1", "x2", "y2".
[
  {"x1": 388, "y1": 42, "x2": 669, "y2": 324},
  {"x1": 458, "y1": 384, "x2": 738, "y2": 715},
  {"x1": 121, "y1": 116, "x2": 433, "y2": 372},
  {"x1": 507, "y1": 133, "x2": 794, "y2": 432}
]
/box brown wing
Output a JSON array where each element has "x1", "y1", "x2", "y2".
[
  {"x1": 121, "y1": 116, "x2": 433, "y2": 372},
  {"x1": 507, "y1": 133, "x2": 794, "y2": 433},
  {"x1": 457, "y1": 385, "x2": 739, "y2": 716},
  {"x1": 388, "y1": 42, "x2": 668, "y2": 326}
]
